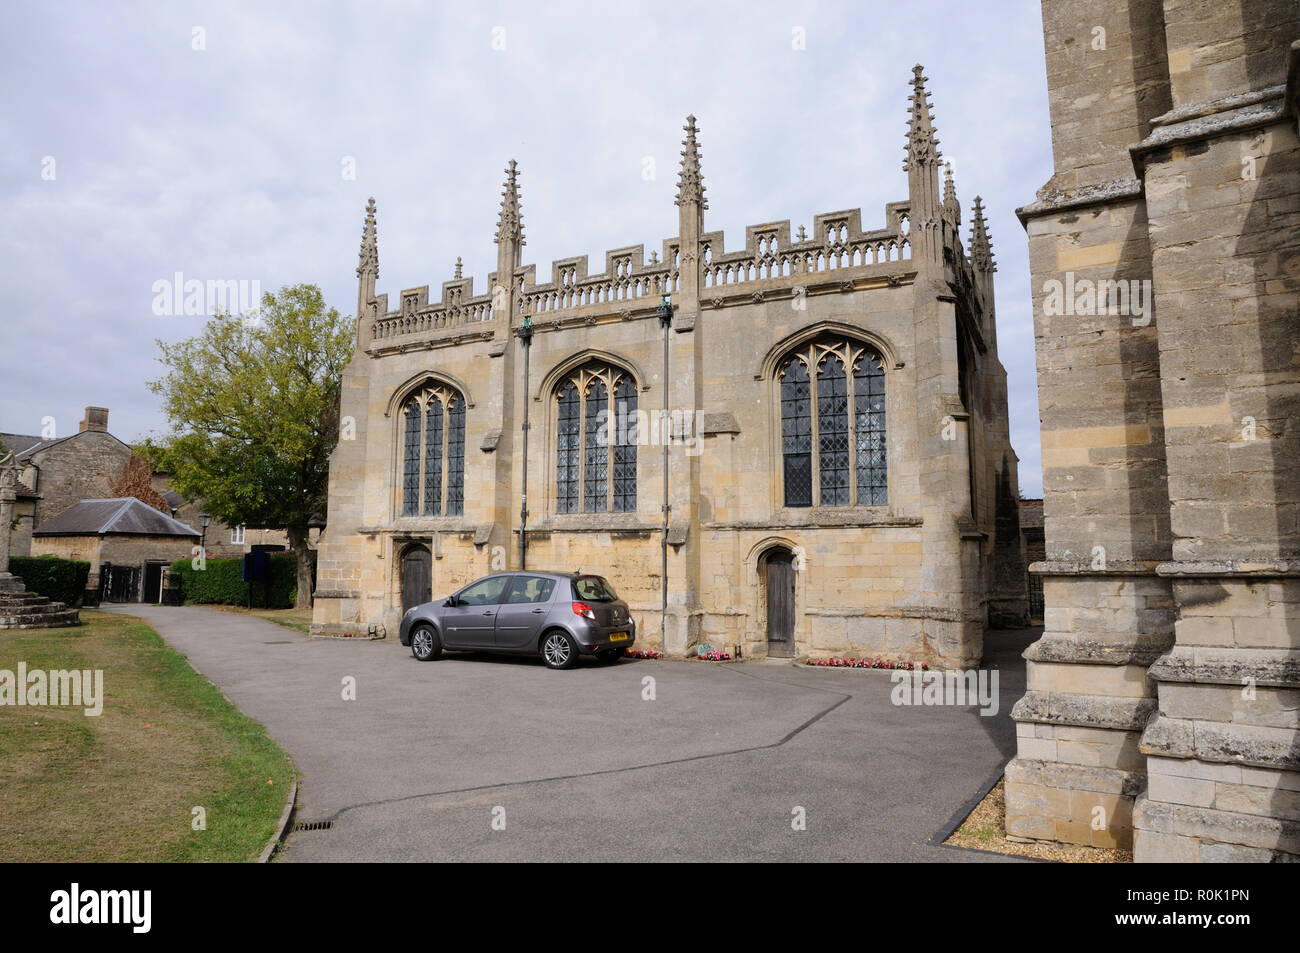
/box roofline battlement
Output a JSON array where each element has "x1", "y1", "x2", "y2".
[{"x1": 365, "y1": 64, "x2": 991, "y2": 345}]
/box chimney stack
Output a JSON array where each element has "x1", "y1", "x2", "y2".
[{"x1": 79, "y1": 407, "x2": 109, "y2": 434}]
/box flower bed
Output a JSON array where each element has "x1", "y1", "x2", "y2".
[
  {"x1": 801, "y1": 657, "x2": 928, "y2": 670},
  {"x1": 625, "y1": 649, "x2": 662, "y2": 660},
  {"x1": 694, "y1": 649, "x2": 732, "y2": 661}
]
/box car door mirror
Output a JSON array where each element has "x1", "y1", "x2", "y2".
[{"x1": 444, "y1": 596, "x2": 459, "y2": 607}]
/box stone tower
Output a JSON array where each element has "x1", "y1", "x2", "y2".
[{"x1": 1005, "y1": 0, "x2": 1300, "y2": 860}]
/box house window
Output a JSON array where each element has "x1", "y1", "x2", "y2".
[
  {"x1": 400, "y1": 383, "x2": 466, "y2": 517},
  {"x1": 230, "y1": 525, "x2": 246, "y2": 545},
  {"x1": 556, "y1": 364, "x2": 637, "y2": 514},
  {"x1": 778, "y1": 338, "x2": 887, "y2": 507}
]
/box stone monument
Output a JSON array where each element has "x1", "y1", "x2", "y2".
[{"x1": 0, "y1": 451, "x2": 79, "y2": 629}]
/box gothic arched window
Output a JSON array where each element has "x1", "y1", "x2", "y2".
[
  {"x1": 778, "y1": 339, "x2": 887, "y2": 507},
  {"x1": 556, "y1": 364, "x2": 637, "y2": 514},
  {"x1": 400, "y1": 383, "x2": 466, "y2": 517}
]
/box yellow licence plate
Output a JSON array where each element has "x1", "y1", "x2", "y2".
[{"x1": 609, "y1": 632, "x2": 630, "y2": 642}]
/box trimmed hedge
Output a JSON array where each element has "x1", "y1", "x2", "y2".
[
  {"x1": 169, "y1": 555, "x2": 298, "y2": 608},
  {"x1": 9, "y1": 555, "x2": 91, "y2": 606}
]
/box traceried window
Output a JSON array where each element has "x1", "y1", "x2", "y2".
[
  {"x1": 555, "y1": 364, "x2": 637, "y2": 514},
  {"x1": 778, "y1": 339, "x2": 887, "y2": 507},
  {"x1": 400, "y1": 383, "x2": 466, "y2": 517}
]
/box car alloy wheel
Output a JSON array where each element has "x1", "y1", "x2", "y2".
[
  {"x1": 542, "y1": 630, "x2": 577, "y2": 670},
  {"x1": 412, "y1": 625, "x2": 440, "y2": 661}
]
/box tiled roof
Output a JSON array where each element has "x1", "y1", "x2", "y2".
[
  {"x1": 33, "y1": 498, "x2": 200, "y2": 538},
  {"x1": 0, "y1": 432, "x2": 53, "y2": 458}
]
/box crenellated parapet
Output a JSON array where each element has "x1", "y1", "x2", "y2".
[{"x1": 362, "y1": 64, "x2": 991, "y2": 350}]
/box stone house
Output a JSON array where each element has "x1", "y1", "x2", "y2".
[
  {"x1": 1005, "y1": 0, "x2": 1299, "y2": 861},
  {"x1": 1, "y1": 405, "x2": 314, "y2": 564},
  {"x1": 312, "y1": 66, "x2": 1028, "y2": 665},
  {"x1": 30, "y1": 497, "x2": 200, "y2": 603},
  {"x1": 2, "y1": 407, "x2": 133, "y2": 546}
]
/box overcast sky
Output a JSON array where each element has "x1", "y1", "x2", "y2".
[{"x1": 1, "y1": 0, "x2": 1052, "y2": 495}]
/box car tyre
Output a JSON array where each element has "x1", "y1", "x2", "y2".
[
  {"x1": 541, "y1": 629, "x2": 578, "y2": 670},
  {"x1": 411, "y1": 625, "x2": 442, "y2": 661}
]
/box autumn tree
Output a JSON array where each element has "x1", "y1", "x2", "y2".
[{"x1": 143, "y1": 284, "x2": 353, "y2": 608}]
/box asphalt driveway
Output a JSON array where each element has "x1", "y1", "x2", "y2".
[{"x1": 105, "y1": 605, "x2": 1036, "y2": 862}]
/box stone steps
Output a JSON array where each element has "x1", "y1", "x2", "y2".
[
  {"x1": 0, "y1": 608, "x2": 81, "y2": 629},
  {"x1": 0, "y1": 593, "x2": 58, "y2": 607},
  {"x1": 0, "y1": 577, "x2": 81, "y2": 629},
  {"x1": 1, "y1": 603, "x2": 71, "y2": 620}
]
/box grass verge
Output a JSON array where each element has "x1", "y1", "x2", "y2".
[{"x1": 0, "y1": 609, "x2": 295, "y2": 861}]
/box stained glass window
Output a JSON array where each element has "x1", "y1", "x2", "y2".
[
  {"x1": 557, "y1": 366, "x2": 636, "y2": 515},
  {"x1": 423, "y1": 398, "x2": 443, "y2": 516},
  {"x1": 397, "y1": 383, "x2": 466, "y2": 518},
  {"x1": 402, "y1": 402, "x2": 420, "y2": 516},
  {"x1": 584, "y1": 379, "x2": 608, "y2": 512},
  {"x1": 557, "y1": 382, "x2": 580, "y2": 514},
  {"x1": 446, "y1": 396, "x2": 465, "y2": 516},
  {"x1": 855, "y1": 352, "x2": 887, "y2": 505},
  {"x1": 613, "y1": 377, "x2": 637, "y2": 512},
  {"x1": 781, "y1": 360, "x2": 812, "y2": 507},
  {"x1": 818, "y1": 354, "x2": 850, "y2": 506},
  {"x1": 779, "y1": 339, "x2": 887, "y2": 508}
]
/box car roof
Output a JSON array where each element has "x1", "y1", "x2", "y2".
[{"x1": 475, "y1": 570, "x2": 605, "y2": 580}]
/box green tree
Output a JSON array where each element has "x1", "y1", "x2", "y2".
[{"x1": 143, "y1": 284, "x2": 354, "y2": 608}]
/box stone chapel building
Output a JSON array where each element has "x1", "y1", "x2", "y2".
[{"x1": 311, "y1": 67, "x2": 1028, "y2": 664}]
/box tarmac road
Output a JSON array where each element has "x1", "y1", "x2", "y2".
[{"x1": 105, "y1": 605, "x2": 1037, "y2": 862}]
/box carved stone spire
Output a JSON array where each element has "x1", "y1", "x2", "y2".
[
  {"x1": 943, "y1": 162, "x2": 961, "y2": 227},
  {"x1": 970, "y1": 195, "x2": 996, "y2": 272},
  {"x1": 903, "y1": 64, "x2": 941, "y2": 173},
  {"x1": 495, "y1": 160, "x2": 525, "y2": 252},
  {"x1": 357, "y1": 197, "x2": 378, "y2": 280},
  {"x1": 903, "y1": 65, "x2": 945, "y2": 271},
  {"x1": 454, "y1": 256, "x2": 463, "y2": 279},
  {"x1": 675, "y1": 115, "x2": 707, "y2": 211}
]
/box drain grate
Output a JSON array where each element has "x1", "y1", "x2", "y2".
[
  {"x1": 262, "y1": 640, "x2": 293, "y2": 645},
  {"x1": 292, "y1": 820, "x2": 334, "y2": 833}
]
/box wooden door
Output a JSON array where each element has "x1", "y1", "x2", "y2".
[
  {"x1": 765, "y1": 549, "x2": 796, "y2": 657},
  {"x1": 401, "y1": 546, "x2": 432, "y2": 613}
]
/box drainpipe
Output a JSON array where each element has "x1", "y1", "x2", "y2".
[
  {"x1": 516, "y1": 314, "x2": 534, "y2": 571},
  {"x1": 657, "y1": 295, "x2": 673, "y2": 650}
]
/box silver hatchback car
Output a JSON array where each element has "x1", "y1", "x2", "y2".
[{"x1": 399, "y1": 571, "x2": 636, "y2": 669}]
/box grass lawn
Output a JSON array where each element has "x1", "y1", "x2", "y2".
[{"x1": 0, "y1": 610, "x2": 295, "y2": 862}]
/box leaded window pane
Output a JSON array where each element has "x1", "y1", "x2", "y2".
[
  {"x1": 423, "y1": 398, "x2": 443, "y2": 516},
  {"x1": 556, "y1": 382, "x2": 580, "y2": 514},
  {"x1": 781, "y1": 361, "x2": 812, "y2": 507},
  {"x1": 584, "y1": 380, "x2": 608, "y2": 513},
  {"x1": 613, "y1": 376, "x2": 637, "y2": 512},
  {"x1": 446, "y1": 397, "x2": 465, "y2": 516},
  {"x1": 818, "y1": 354, "x2": 850, "y2": 505},
  {"x1": 402, "y1": 402, "x2": 420, "y2": 516},
  {"x1": 854, "y1": 352, "x2": 887, "y2": 505}
]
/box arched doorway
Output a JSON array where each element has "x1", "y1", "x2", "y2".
[
  {"x1": 400, "y1": 545, "x2": 432, "y2": 613},
  {"x1": 762, "y1": 546, "x2": 796, "y2": 657}
]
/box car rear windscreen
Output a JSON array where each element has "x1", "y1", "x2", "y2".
[{"x1": 572, "y1": 575, "x2": 619, "y2": 602}]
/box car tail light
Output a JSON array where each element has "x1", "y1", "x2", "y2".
[{"x1": 572, "y1": 601, "x2": 596, "y2": 620}]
